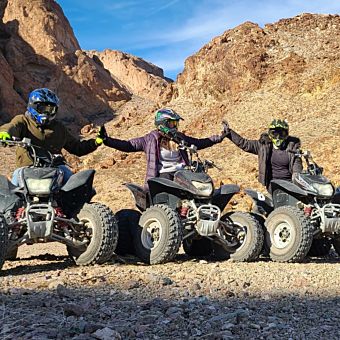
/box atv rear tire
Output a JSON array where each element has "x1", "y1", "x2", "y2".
[
  {"x1": 132, "y1": 204, "x2": 182, "y2": 265},
  {"x1": 183, "y1": 237, "x2": 212, "y2": 257},
  {"x1": 308, "y1": 238, "x2": 331, "y2": 257},
  {"x1": 0, "y1": 216, "x2": 9, "y2": 271},
  {"x1": 332, "y1": 237, "x2": 340, "y2": 256},
  {"x1": 226, "y1": 212, "x2": 264, "y2": 262},
  {"x1": 265, "y1": 206, "x2": 313, "y2": 263},
  {"x1": 115, "y1": 209, "x2": 141, "y2": 255},
  {"x1": 67, "y1": 203, "x2": 118, "y2": 265},
  {"x1": 5, "y1": 246, "x2": 18, "y2": 261}
]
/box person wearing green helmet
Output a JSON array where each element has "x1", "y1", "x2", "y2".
[
  {"x1": 222, "y1": 118, "x2": 303, "y2": 193},
  {"x1": 98, "y1": 108, "x2": 227, "y2": 186}
]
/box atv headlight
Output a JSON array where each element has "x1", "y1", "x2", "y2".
[
  {"x1": 26, "y1": 178, "x2": 53, "y2": 195},
  {"x1": 192, "y1": 181, "x2": 213, "y2": 197},
  {"x1": 312, "y1": 183, "x2": 334, "y2": 197}
]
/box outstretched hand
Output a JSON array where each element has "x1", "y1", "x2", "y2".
[
  {"x1": 0, "y1": 131, "x2": 11, "y2": 146},
  {"x1": 95, "y1": 125, "x2": 108, "y2": 146},
  {"x1": 220, "y1": 120, "x2": 231, "y2": 139}
]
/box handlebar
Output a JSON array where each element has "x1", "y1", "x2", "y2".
[
  {"x1": 1, "y1": 137, "x2": 32, "y2": 148},
  {"x1": 0, "y1": 137, "x2": 66, "y2": 168},
  {"x1": 168, "y1": 133, "x2": 221, "y2": 173}
]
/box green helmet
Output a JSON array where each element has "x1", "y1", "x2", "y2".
[
  {"x1": 268, "y1": 119, "x2": 289, "y2": 148},
  {"x1": 155, "y1": 108, "x2": 183, "y2": 136}
]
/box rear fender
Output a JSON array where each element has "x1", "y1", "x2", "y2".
[
  {"x1": 244, "y1": 188, "x2": 273, "y2": 216},
  {"x1": 212, "y1": 184, "x2": 240, "y2": 211},
  {"x1": 125, "y1": 183, "x2": 150, "y2": 211}
]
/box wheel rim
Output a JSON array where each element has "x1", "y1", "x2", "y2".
[
  {"x1": 141, "y1": 218, "x2": 163, "y2": 250},
  {"x1": 233, "y1": 222, "x2": 247, "y2": 251},
  {"x1": 75, "y1": 218, "x2": 94, "y2": 250},
  {"x1": 272, "y1": 221, "x2": 293, "y2": 249},
  {"x1": 219, "y1": 221, "x2": 248, "y2": 251}
]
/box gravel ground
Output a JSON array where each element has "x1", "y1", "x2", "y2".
[{"x1": 1, "y1": 244, "x2": 339, "y2": 340}]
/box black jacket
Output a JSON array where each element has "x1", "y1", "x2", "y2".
[{"x1": 227, "y1": 129, "x2": 303, "y2": 187}]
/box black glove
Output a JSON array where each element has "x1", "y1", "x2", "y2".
[{"x1": 221, "y1": 120, "x2": 231, "y2": 139}]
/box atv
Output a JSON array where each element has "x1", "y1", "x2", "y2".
[
  {"x1": 119, "y1": 138, "x2": 263, "y2": 265},
  {"x1": 0, "y1": 138, "x2": 118, "y2": 272},
  {"x1": 245, "y1": 150, "x2": 340, "y2": 262}
]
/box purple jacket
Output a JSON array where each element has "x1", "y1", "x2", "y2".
[{"x1": 105, "y1": 130, "x2": 223, "y2": 185}]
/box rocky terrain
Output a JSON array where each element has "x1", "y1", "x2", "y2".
[{"x1": 0, "y1": 0, "x2": 339, "y2": 339}]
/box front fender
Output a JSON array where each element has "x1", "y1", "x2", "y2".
[{"x1": 0, "y1": 175, "x2": 22, "y2": 213}]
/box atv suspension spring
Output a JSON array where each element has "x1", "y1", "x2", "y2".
[
  {"x1": 304, "y1": 206, "x2": 313, "y2": 216},
  {"x1": 179, "y1": 206, "x2": 189, "y2": 218},
  {"x1": 55, "y1": 207, "x2": 65, "y2": 217},
  {"x1": 15, "y1": 207, "x2": 25, "y2": 220}
]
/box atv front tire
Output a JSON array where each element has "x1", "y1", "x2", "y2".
[
  {"x1": 265, "y1": 206, "x2": 313, "y2": 262},
  {"x1": 67, "y1": 203, "x2": 118, "y2": 265},
  {"x1": 0, "y1": 216, "x2": 9, "y2": 271},
  {"x1": 132, "y1": 204, "x2": 182, "y2": 265},
  {"x1": 115, "y1": 209, "x2": 141, "y2": 255}
]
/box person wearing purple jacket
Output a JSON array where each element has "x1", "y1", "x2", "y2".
[{"x1": 98, "y1": 108, "x2": 227, "y2": 186}]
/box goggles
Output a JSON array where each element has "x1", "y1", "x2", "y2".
[
  {"x1": 268, "y1": 128, "x2": 288, "y2": 139},
  {"x1": 166, "y1": 120, "x2": 179, "y2": 129},
  {"x1": 36, "y1": 103, "x2": 58, "y2": 116}
]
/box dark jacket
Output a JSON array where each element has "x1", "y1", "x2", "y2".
[
  {"x1": 0, "y1": 114, "x2": 98, "y2": 167},
  {"x1": 105, "y1": 130, "x2": 224, "y2": 184},
  {"x1": 227, "y1": 129, "x2": 303, "y2": 187}
]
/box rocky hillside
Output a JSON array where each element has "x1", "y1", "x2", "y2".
[
  {"x1": 0, "y1": 0, "x2": 171, "y2": 127},
  {"x1": 86, "y1": 50, "x2": 173, "y2": 104},
  {"x1": 0, "y1": 4, "x2": 339, "y2": 209}
]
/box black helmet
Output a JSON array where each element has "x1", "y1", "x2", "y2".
[{"x1": 268, "y1": 119, "x2": 289, "y2": 148}]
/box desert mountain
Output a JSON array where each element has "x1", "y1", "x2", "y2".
[
  {"x1": 0, "y1": 1, "x2": 339, "y2": 210},
  {"x1": 0, "y1": 0, "x2": 171, "y2": 126},
  {"x1": 86, "y1": 49, "x2": 173, "y2": 104}
]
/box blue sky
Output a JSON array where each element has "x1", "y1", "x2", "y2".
[{"x1": 56, "y1": 0, "x2": 340, "y2": 80}]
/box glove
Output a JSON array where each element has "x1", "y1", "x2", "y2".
[
  {"x1": 0, "y1": 131, "x2": 11, "y2": 145},
  {"x1": 95, "y1": 125, "x2": 108, "y2": 146},
  {"x1": 220, "y1": 120, "x2": 231, "y2": 139}
]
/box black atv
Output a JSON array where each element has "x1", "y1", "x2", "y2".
[
  {"x1": 120, "y1": 139, "x2": 263, "y2": 265},
  {"x1": 245, "y1": 150, "x2": 340, "y2": 262},
  {"x1": 0, "y1": 138, "x2": 118, "y2": 272}
]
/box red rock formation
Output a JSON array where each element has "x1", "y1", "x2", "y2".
[
  {"x1": 87, "y1": 49, "x2": 172, "y2": 104},
  {"x1": 0, "y1": 0, "x2": 131, "y2": 126}
]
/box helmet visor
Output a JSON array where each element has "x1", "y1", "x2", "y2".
[{"x1": 36, "y1": 103, "x2": 58, "y2": 116}]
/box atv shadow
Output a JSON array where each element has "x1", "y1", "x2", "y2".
[{"x1": 0, "y1": 254, "x2": 73, "y2": 277}]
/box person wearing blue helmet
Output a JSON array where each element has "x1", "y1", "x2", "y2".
[{"x1": 0, "y1": 88, "x2": 103, "y2": 185}]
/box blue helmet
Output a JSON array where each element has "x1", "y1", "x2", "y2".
[{"x1": 27, "y1": 88, "x2": 59, "y2": 126}]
